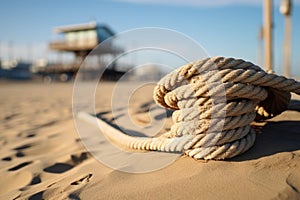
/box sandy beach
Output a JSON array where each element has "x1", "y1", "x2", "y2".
[{"x1": 1, "y1": 81, "x2": 300, "y2": 200}]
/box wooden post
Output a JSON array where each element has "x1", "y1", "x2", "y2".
[
  {"x1": 284, "y1": 15, "x2": 291, "y2": 77},
  {"x1": 257, "y1": 26, "x2": 264, "y2": 67},
  {"x1": 280, "y1": 0, "x2": 292, "y2": 77},
  {"x1": 263, "y1": 0, "x2": 273, "y2": 72}
]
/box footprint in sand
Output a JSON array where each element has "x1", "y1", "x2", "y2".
[
  {"x1": 15, "y1": 151, "x2": 25, "y2": 157},
  {"x1": 30, "y1": 175, "x2": 42, "y2": 185},
  {"x1": 1, "y1": 144, "x2": 28, "y2": 161},
  {"x1": 17, "y1": 131, "x2": 36, "y2": 138},
  {"x1": 71, "y1": 173, "x2": 93, "y2": 185},
  {"x1": 68, "y1": 193, "x2": 81, "y2": 200},
  {"x1": 8, "y1": 161, "x2": 33, "y2": 171},
  {"x1": 42, "y1": 152, "x2": 90, "y2": 174},
  {"x1": 43, "y1": 163, "x2": 74, "y2": 174},
  {"x1": 28, "y1": 152, "x2": 92, "y2": 199},
  {"x1": 13, "y1": 143, "x2": 32, "y2": 151},
  {"x1": 2, "y1": 156, "x2": 12, "y2": 161},
  {"x1": 1, "y1": 148, "x2": 27, "y2": 162},
  {"x1": 71, "y1": 152, "x2": 89, "y2": 165},
  {"x1": 28, "y1": 191, "x2": 44, "y2": 200},
  {"x1": 26, "y1": 133, "x2": 36, "y2": 138},
  {"x1": 19, "y1": 174, "x2": 42, "y2": 192}
]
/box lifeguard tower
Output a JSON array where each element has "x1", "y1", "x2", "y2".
[
  {"x1": 49, "y1": 21, "x2": 121, "y2": 62},
  {"x1": 33, "y1": 21, "x2": 123, "y2": 81}
]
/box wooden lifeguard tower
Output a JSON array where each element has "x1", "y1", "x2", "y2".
[
  {"x1": 34, "y1": 21, "x2": 124, "y2": 81},
  {"x1": 49, "y1": 21, "x2": 121, "y2": 62}
]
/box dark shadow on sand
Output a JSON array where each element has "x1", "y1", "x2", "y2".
[
  {"x1": 231, "y1": 120, "x2": 300, "y2": 161},
  {"x1": 288, "y1": 100, "x2": 300, "y2": 112},
  {"x1": 43, "y1": 163, "x2": 73, "y2": 173},
  {"x1": 28, "y1": 191, "x2": 44, "y2": 200},
  {"x1": 96, "y1": 113, "x2": 150, "y2": 137}
]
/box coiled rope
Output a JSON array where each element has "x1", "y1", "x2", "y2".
[{"x1": 103, "y1": 57, "x2": 300, "y2": 160}]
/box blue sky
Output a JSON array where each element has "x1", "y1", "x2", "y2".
[{"x1": 0, "y1": 0, "x2": 299, "y2": 75}]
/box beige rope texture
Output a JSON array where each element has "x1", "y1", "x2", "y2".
[{"x1": 103, "y1": 57, "x2": 300, "y2": 160}]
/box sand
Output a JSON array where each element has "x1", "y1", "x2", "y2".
[{"x1": 1, "y1": 81, "x2": 300, "y2": 200}]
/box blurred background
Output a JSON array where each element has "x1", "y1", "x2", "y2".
[{"x1": 0, "y1": 0, "x2": 299, "y2": 82}]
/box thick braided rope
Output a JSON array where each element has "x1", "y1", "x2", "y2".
[
  {"x1": 101, "y1": 57, "x2": 300, "y2": 160},
  {"x1": 149, "y1": 56, "x2": 300, "y2": 159}
]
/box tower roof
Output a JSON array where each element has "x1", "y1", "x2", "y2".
[{"x1": 54, "y1": 21, "x2": 98, "y2": 33}]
